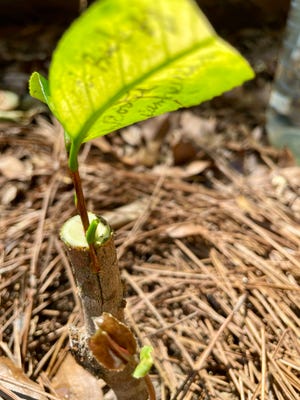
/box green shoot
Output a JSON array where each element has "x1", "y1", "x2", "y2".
[
  {"x1": 86, "y1": 218, "x2": 100, "y2": 245},
  {"x1": 133, "y1": 346, "x2": 154, "y2": 379}
]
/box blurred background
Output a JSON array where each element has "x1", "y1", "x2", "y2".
[
  {"x1": 0, "y1": 0, "x2": 291, "y2": 95},
  {"x1": 0, "y1": 0, "x2": 291, "y2": 27}
]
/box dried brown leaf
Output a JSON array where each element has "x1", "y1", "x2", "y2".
[
  {"x1": 52, "y1": 353, "x2": 103, "y2": 400},
  {"x1": 0, "y1": 155, "x2": 31, "y2": 180},
  {"x1": 0, "y1": 357, "x2": 47, "y2": 400},
  {"x1": 153, "y1": 160, "x2": 210, "y2": 178},
  {"x1": 0, "y1": 90, "x2": 19, "y2": 111},
  {"x1": 166, "y1": 223, "x2": 208, "y2": 238}
]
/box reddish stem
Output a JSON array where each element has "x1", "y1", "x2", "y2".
[
  {"x1": 104, "y1": 333, "x2": 132, "y2": 364},
  {"x1": 70, "y1": 169, "x2": 89, "y2": 230},
  {"x1": 144, "y1": 375, "x2": 156, "y2": 400},
  {"x1": 69, "y1": 168, "x2": 102, "y2": 274}
]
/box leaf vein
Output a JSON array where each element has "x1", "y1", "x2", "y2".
[{"x1": 77, "y1": 36, "x2": 215, "y2": 142}]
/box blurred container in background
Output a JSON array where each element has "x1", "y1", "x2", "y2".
[{"x1": 266, "y1": 0, "x2": 300, "y2": 163}]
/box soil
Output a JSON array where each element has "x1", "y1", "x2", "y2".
[{"x1": 1, "y1": 5, "x2": 300, "y2": 400}]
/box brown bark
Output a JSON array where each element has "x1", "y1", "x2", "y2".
[
  {"x1": 61, "y1": 219, "x2": 149, "y2": 400},
  {"x1": 63, "y1": 233, "x2": 124, "y2": 334}
]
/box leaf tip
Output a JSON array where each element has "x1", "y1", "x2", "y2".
[{"x1": 28, "y1": 71, "x2": 50, "y2": 105}]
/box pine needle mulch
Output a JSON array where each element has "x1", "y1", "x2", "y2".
[{"x1": 1, "y1": 115, "x2": 300, "y2": 400}]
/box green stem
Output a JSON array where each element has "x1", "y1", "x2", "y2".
[{"x1": 68, "y1": 140, "x2": 80, "y2": 171}]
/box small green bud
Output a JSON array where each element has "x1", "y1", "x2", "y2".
[
  {"x1": 86, "y1": 218, "x2": 100, "y2": 244},
  {"x1": 132, "y1": 346, "x2": 153, "y2": 379}
]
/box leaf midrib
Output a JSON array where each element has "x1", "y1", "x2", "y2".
[{"x1": 76, "y1": 36, "x2": 216, "y2": 144}]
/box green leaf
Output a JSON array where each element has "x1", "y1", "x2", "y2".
[
  {"x1": 49, "y1": 0, "x2": 254, "y2": 145},
  {"x1": 132, "y1": 346, "x2": 154, "y2": 379},
  {"x1": 29, "y1": 72, "x2": 51, "y2": 106}
]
